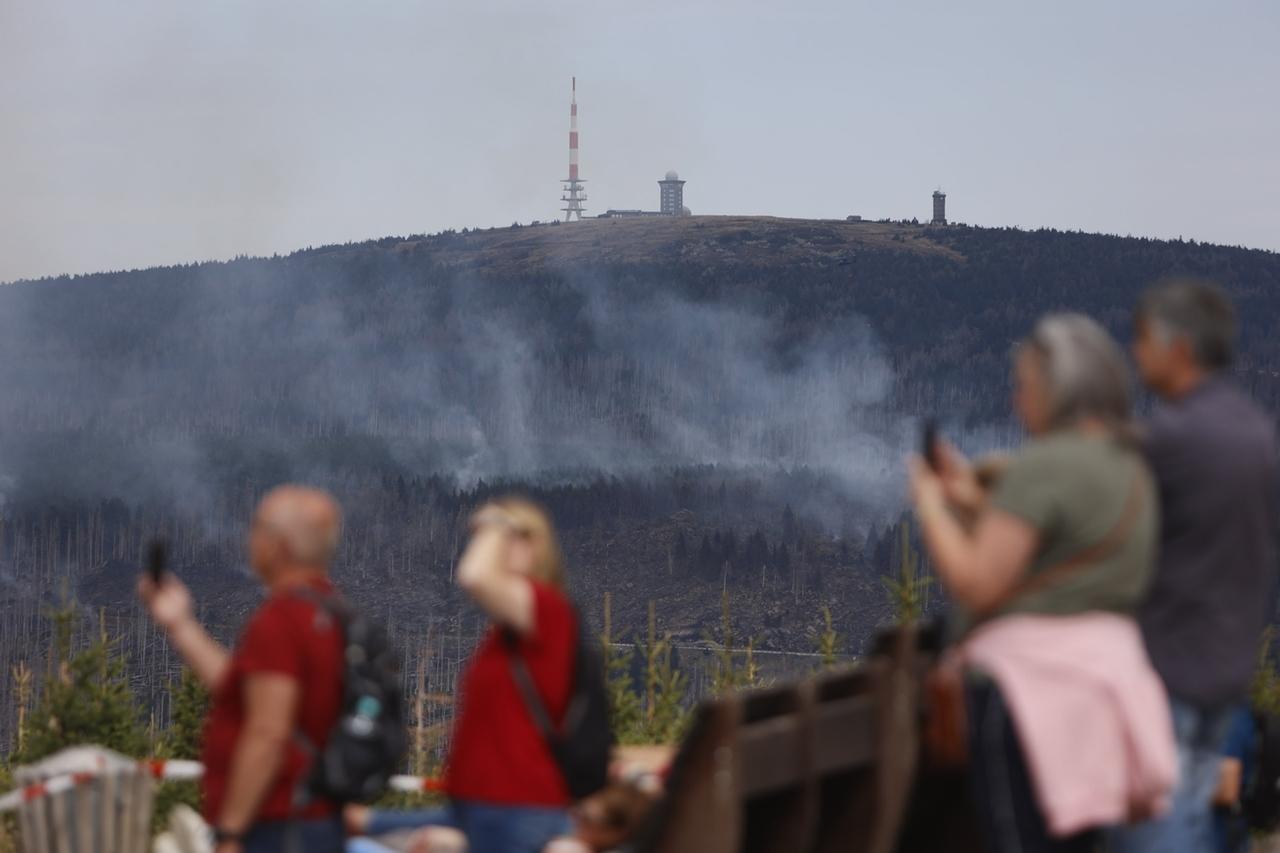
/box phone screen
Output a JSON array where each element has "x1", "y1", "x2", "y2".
[
  {"x1": 922, "y1": 420, "x2": 941, "y2": 471},
  {"x1": 146, "y1": 539, "x2": 167, "y2": 584}
]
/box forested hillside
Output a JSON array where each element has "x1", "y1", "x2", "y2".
[{"x1": 0, "y1": 215, "x2": 1277, "y2": 753}]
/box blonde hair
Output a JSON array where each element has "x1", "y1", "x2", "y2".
[{"x1": 486, "y1": 496, "x2": 566, "y2": 588}]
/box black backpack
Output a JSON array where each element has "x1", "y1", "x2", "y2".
[
  {"x1": 1243, "y1": 711, "x2": 1280, "y2": 831},
  {"x1": 293, "y1": 590, "x2": 407, "y2": 805},
  {"x1": 505, "y1": 605, "x2": 613, "y2": 800}
]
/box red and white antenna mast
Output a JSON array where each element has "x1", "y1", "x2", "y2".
[{"x1": 561, "y1": 77, "x2": 587, "y2": 221}]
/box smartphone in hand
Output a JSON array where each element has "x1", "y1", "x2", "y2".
[
  {"x1": 146, "y1": 539, "x2": 168, "y2": 585},
  {"x1": 922, "y1": 419, "x2": 943, "y2": 472}
]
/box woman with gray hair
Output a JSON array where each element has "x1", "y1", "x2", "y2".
[{"x1": 910, "y1": 313, "x2": 1177, "y2": 852}]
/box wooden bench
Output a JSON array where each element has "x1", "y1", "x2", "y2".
[{"x1": 631, "y1": 627, "x2": 927, "y2": 853}]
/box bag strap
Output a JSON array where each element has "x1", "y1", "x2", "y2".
[
  {"x1": 503, "y1": 630, "x2": 561, "y2": 745},
  {"x1": 283, "y1": 585, "x2": 349, "y2": 812},
  {"x1": 288, "y1": 585, "x2": 350, "y2": 631},
  {"x1": 976, "y1": 464, "x2": 1146, "y2": 620}
]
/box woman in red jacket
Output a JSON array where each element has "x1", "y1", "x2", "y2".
[{"x1": 348, "y1": 497, "x2": 578, "y2": 853}]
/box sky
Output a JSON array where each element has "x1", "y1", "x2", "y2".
[{"x1": 1, "y1": 0, "x2": 1277, "y2": 284}]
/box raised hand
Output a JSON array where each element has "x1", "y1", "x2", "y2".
[
  {"x1": 137, "y1": 572, "x2": 194, "y2": 632},
  {"x1": 935, "y1": 442, "x2": 987, "y2": 513}
]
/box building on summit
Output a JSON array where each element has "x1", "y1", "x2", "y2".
[
  {"x1": 599, "y1": 171, "x2": 691, "y2": 219},
  {"x1": 659, "y1": 171, "x2": 687, "y2": 216}
]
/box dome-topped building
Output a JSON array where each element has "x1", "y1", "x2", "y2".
[
  {"x1": 658, "y1": 171, "x2": 687, "y2": 216},
  {"x1": 599, "y1": 170, "x2": 690, "y2": 219}
]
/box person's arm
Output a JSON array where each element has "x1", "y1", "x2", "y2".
[
  {"x1": 457, "y1": 520, "x2": 535, "y2": 634},
  {"x1": 213, "y1": 673, "x2": 300, "y2": 847},
  {"x1": 137, "y1": 574, "x2": 230, "y2": 690},
  {"x1": 911, "y1": 457, "x2": 1040, "y2": 613},
  {"x1": 1214, "y1": 757, "x2": 1243, "y2": 808}
]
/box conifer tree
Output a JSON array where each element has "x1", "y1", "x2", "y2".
[
  {"x1": 15, "y1": 605, "x2": 146, "y2": 765},
  {"x1": 813, "y1": 606, "x2": 841, "y2": 669},
  {"x1": 880, "y1": 519, "x2": 933, "y2": 624},
  {"x1": 161, "y1": 669, "x2": 208, "y2": 761},
  {"x1": 709, "y1": 590, "x2": 763, "y2": 694},
  {"x1": 601, "y1": 596, "x2": 691, "y2": 744},
  {"x1": 711, "y1": 589, "x2": 739, "y2": 695},
  {"x1": 606, "y1": 643, "x2": 643, "y2": 742},
  {"x1": 642, "y1": 642, "x2": 689, "y2": 743},
  {"x1": 9, "y1": 662, "x2": 32, "y2": 758},
  {"x1": 153, "y1": 668, "x2": 209, "y2": 826},
  {"x1": 0, "y1": 765, "x2": 13, "y2": 853},
  {"x1": 0, "y1": 665, "x2": 25, "y2": 853},
  {"x1": 636, "y1": 601, "x2": 689, "y2": 743},
  {"x1": 601, "y1": 593, "x2": 642, "y2": 741},
  {"x1": 743, "y1": 638, "x2": 761, "y2": 688},
  {"x1": 1251, "y1": 628, "x2": 1280, "y2": 715}
]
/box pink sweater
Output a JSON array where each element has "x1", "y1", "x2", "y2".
[{"x1": 960, "y1": 612, "x2": 1179, "y2": 837}]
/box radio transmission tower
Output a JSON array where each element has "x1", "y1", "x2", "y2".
[{"x1": 561, "y1": 77, "x2": 587, "y2": 221}]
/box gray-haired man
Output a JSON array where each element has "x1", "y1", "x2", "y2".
[{"x1": 1113, "y1": 279, "x2": 1277, "y2": 852}]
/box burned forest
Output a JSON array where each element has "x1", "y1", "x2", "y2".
[{"x1": 1, "y1": 215, "x2": 1278, "y2": 757}]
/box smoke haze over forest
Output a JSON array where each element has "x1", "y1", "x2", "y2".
[
  {"x1": 0, "y1": 229, "x2": 909, "y2": 523},
  {"x1": 4, "y1": 215, "x2": 1279, "y2": 523}
]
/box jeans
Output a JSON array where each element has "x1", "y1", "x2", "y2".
[
  {"x1": 1107, "y1": 697, "x2": 1234, "y2": 853},
  {"x1": 350, "y1": 801, "x2": 572, "y2": 853},
  {"x1": 966, "y1": 678, "x2": 1100, "y2": 853},
  {"x1": 243, "y1": 815, "x2": 344, "y2": 853}
]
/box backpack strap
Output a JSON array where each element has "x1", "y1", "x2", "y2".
[
  {"x1": 281, "y1": 585, "x2": 348, "y2": 814},
  {"x1": 288, "y1": 585, "x2": 350, "y2": 632},
  {"x1": 502, "y1": 630, "x2": 561, "y2": 746},
  {"x1": 975, "y1": 463, "x2": 1146, "y2": 621}
]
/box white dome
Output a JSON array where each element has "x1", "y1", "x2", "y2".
[{"x1": 664, "y1": 170, "x2": 679, "y2": 181}]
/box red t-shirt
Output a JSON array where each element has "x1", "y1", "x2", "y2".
[
  {"x1": 445, "y1": 580, "x2": 577, "y2": 806},
  {"x1": 201, "y1": 578, "x2": 345, "y2": 823}
]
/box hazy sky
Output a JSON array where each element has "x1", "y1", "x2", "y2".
[{"x1": 1, "y1": 0, "x2": 1276, "y2": 283}]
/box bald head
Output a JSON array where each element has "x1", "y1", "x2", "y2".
[{"x1": 253, "y1": 485, "x2": 341, "y2": 572}]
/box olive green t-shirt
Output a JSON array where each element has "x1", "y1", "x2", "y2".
[{"x1": 986, "y1": 431, "x2": 1158, "y2": 618}]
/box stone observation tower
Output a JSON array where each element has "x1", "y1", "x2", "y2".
[
  {"x1": 931, "y1": 189, "x2": 947, "y2": 225},
  {"x1": 658, "y1": 171, "x2": 686, "y2": 216}
]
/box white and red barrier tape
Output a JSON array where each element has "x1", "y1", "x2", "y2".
[
  {"x1": 0, "y1": 759, "x2": 204, "y2": 813},
  {"x1": 0, "y1": 761, "x2": 439, "y2": 813},
  {"x1": 387, "y1": 775, "x2": 445, "y2": 794}
]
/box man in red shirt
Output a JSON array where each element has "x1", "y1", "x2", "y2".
[{"x1": 139, "y1": 486, "x2": 346, "y2": 853}]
